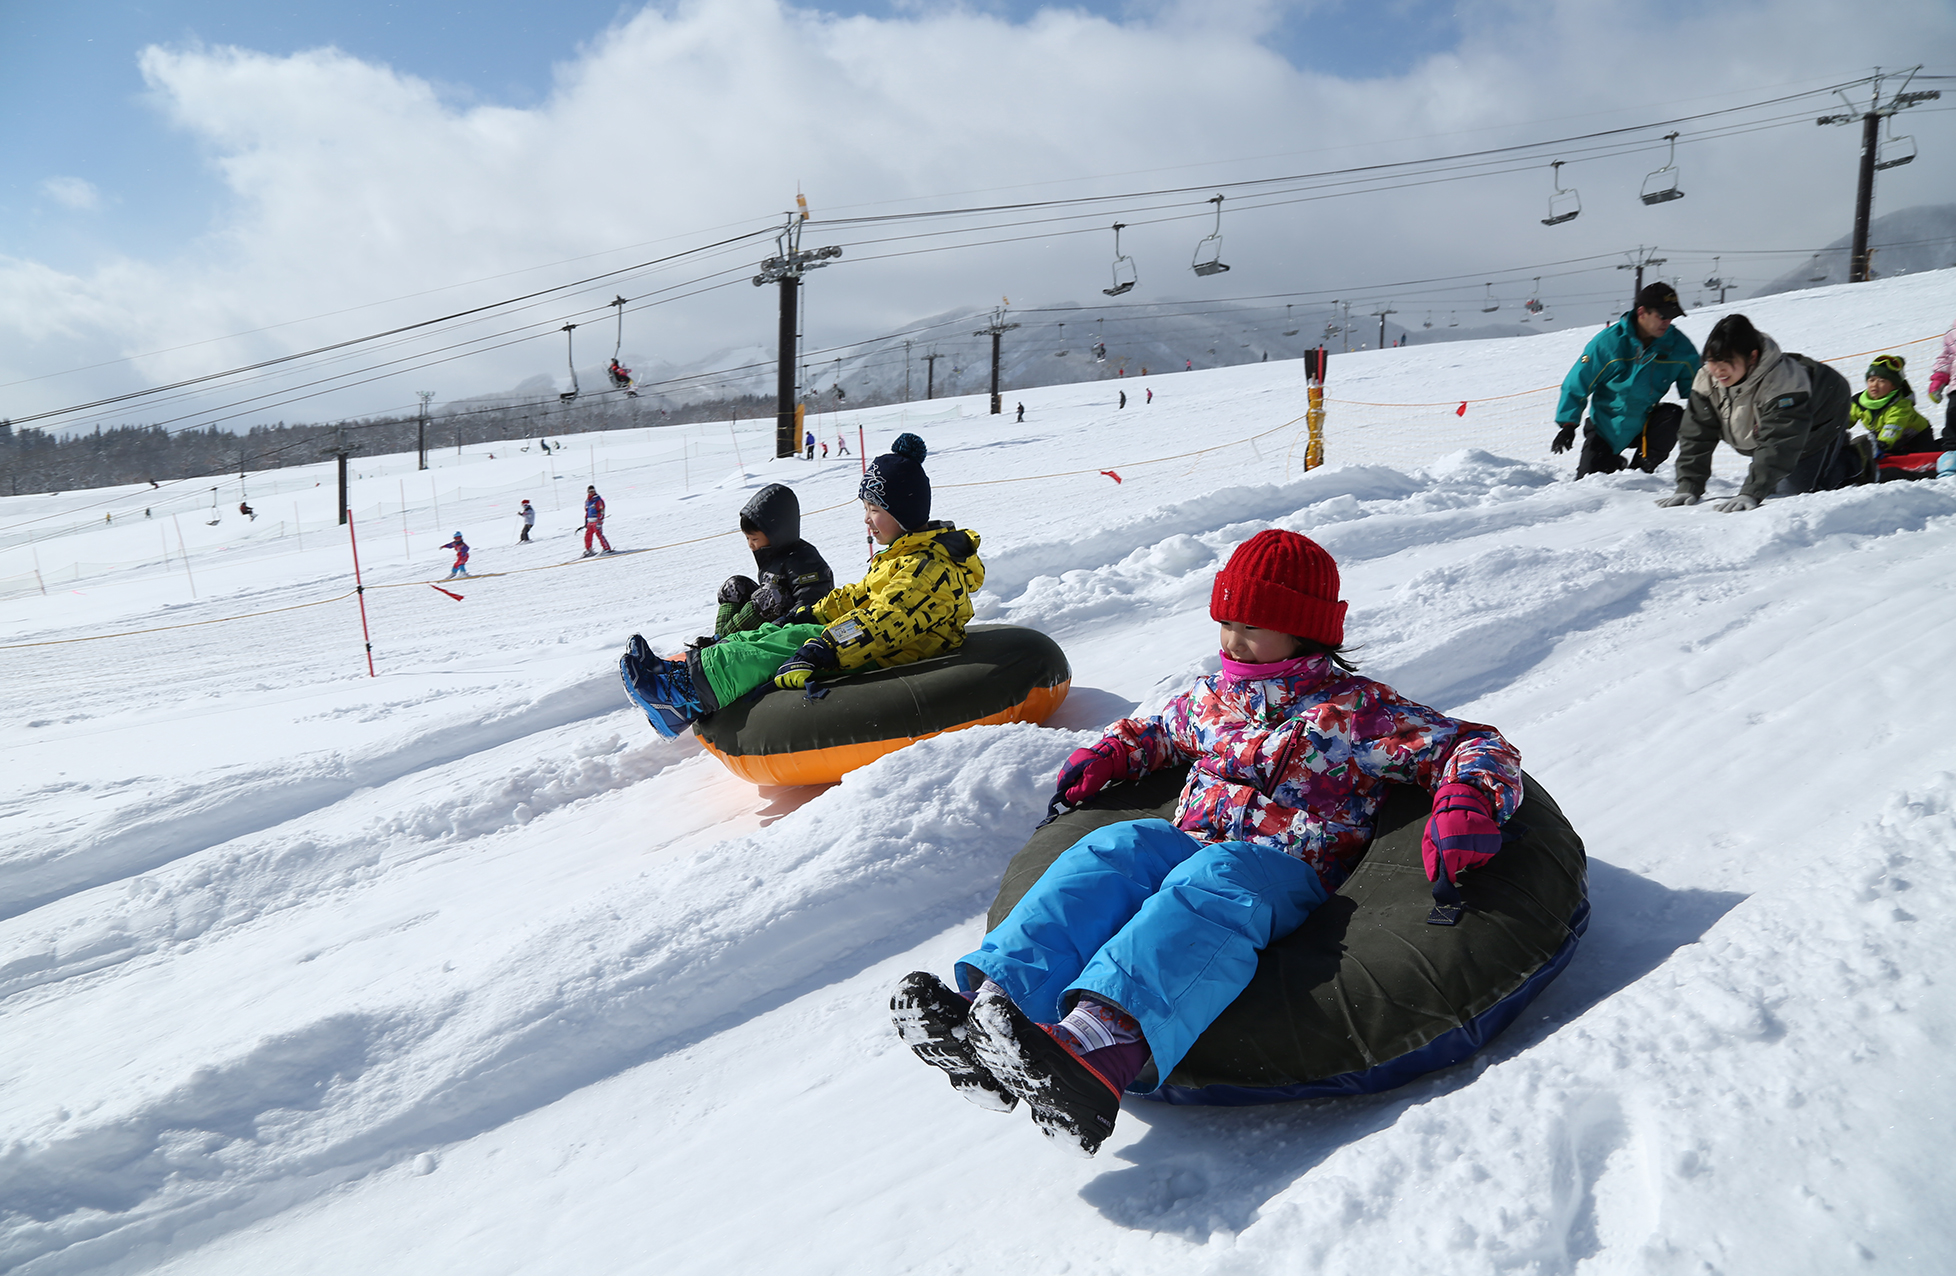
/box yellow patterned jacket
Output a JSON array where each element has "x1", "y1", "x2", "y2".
[{"x1": 812, "y1": 523, "x2": 985, "y2": 670}]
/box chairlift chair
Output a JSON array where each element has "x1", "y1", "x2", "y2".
[
  {"x1": 1481, "y1": 283, "x2": 1501, "y2": 314},
  {"x1": 1423, "y1": 312, "x2": 1433, "y2": 329},
  {"x1": 1524, "y1": 277, "x2": 1545, "y2": 319},
  {"x1": 1103, "y1": 223, "x2": 1137, "y2": 296},
  {"x1": 1055, "y1": 322, "x2": 1068, "y2": 357},
  {"x1": 1282, "y1": 304, "x2": 1299, "y2": 336},
  {"x1": 1093, "y1": 317, "x2": 1107, "y2": 363},
  {"x1": 1542, "y1": 160, "x2": 1580, "y2": 226},
  {"x1": 1191, "y1": 195, "x2": 1230, "y2": 277},
  {"x1": 559, "y1": 323, "x2": 581, "y2": 403},
  {"x1": 1807, "y1": 254, "x2": 1829, "y2": 283},
  {"x1": 1448, "y1": 312, "x2": 1459, "y2": 327},
  {"x1": 1876, "y1": 117, "x2": 1916, "y2": 170},
  {"x1": 1639, "y1": 132, "x2": 1686, "y2": 205}
]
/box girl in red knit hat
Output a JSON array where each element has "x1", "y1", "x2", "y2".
[{"x1": 891, "y1": 528, "x2": 1523, "y2": 1156}]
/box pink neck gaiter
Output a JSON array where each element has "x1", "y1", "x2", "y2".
[{"x1": 1218, "y1": 651, "x2": 1322, "y2": 686}]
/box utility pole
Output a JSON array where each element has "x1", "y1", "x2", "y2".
[
  {"x1": 326, "y1": 423, "x2": 354, "y2": 526},
  {"x1": 753, "y1": 204, "x2": 842, "y2": 458},
  {"x1": 923, "y1": 349, "x2": 941, "y2": 400},
  {"x1": 973, "y1": 305, "x2": 1020, "y2": 415},
  {"x1": 1372, "y1": 304, "x2": 1398, "y2": 350},
  {"x1": 1617, "y1": 246, "x2": 1667, "y2": 305},
  {"x1": 416, "y1": 391, "x2": 434, "y2": 471},
  {"x1": 1818, "y1": 68, "x2": 1939, "y2": 283},
  {"x1": 904, "y1": 339, "x2": 913, "y2": 402}
]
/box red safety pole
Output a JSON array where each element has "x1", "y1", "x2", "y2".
[{"x1": 346, "y1": 510, "x2": 377, "y2": 677}]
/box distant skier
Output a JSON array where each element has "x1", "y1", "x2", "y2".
[
  {"x1": 805, "y1": 429, "x2": 816, "y2": 461},
  {"x1": 519, "y1": 499, "x2": 536, "y2": 543},
  {"x1": 821, "y1": 441, "x2": 830, "y2": 459},
  {"x1": 441, "y1": 532, "x2": 470, "y2": 578},
  {"x1": 1016, "y1": 402, "x2": 1025, "y2": 423},
  {"x1": 1118, "y1": 391, "x2": 1127, "y2": 410},
  {"x1": 582, "y1": 486, "x2": 614, "y2": 557},
  {"x1": 837, "y1": 432, "x2": 850, "y2": 456},
  {"x1": 608, "y1": 358, "x2": 633, "y2": 389},
  {"x1": 1185, "y1": 359, "x2": 1192, "y2": 371},
  {"x1": 239, "y1": 502, "x2": 255, "y2": 520},
  {"x1": 1146, "y1": 388, "x2": 1153, "y2": 404}
]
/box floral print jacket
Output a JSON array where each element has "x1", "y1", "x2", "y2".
[{"x1": 1099, "y1": 654, "x2": 1522, "y2": 889}]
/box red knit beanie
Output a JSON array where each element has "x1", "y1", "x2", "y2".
[{"x1": 1210, "y1": 529, "x2": 1346, "y2": 646}]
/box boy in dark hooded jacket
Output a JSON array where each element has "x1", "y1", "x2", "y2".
[{"x1": 713, "y1": 484, "x2": 834, "y2": 637}]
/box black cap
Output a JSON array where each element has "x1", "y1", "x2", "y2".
[{"x1": 1636, "y1": 282, "x2": 1685, "y2": 320}]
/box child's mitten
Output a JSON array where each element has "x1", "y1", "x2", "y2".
[
  {"x1": 1421, "y1": 782, "x2": 1502, "y2": 881},
  {"x1": 1928, "y1": 371, "x2": 1948, "y2": 404},
  {"x1": 1056, "y1": 741, "x2": 1129, "y2": 804},
  {"x1": 718, "y1": 575, "x2": 758, "y2": 605},
  {"x1": 773, "y1": 637, "x2": 839, "y2": 690}
]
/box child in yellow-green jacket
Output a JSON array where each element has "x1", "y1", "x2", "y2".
[
  {"x1": 1852, "y1": 354, "x2": 1936, "y2": 456},
  {"x1": 619, "y1": 433, "x2": 985, "y2": 737}
]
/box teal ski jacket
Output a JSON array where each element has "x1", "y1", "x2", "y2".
[{"x1": 1555, "y1": 313, "x2": 1701, "y2": 452}]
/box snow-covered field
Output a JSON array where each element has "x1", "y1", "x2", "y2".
[{"x1": 4, "y1": 274, "x2": 1954, "y2": 1275}]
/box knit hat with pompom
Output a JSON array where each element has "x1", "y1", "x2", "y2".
[
  {"x1": 1210, "y1": 529, "x2": 1346, "y2": 646},
  {"x1": 859, "y1": 432, "x2": 931, "y2": 531}
]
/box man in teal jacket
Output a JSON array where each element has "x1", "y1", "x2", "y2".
[{"x1": 1552, "y1": 283, "x2": 1701, "y2": 479}]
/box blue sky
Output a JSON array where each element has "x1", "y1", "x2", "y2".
[
  {"x1": 0, "y1": 0, "x2": 1465, "y2": 270},
  {"x1": 2, "y1": 0, "x2": 1950, "y2": 427}
]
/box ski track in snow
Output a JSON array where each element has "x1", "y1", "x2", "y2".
[{"x1": 5, "y1": 271, "x2": 1956, "y2": 1273}]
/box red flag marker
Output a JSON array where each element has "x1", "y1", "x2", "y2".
[
  {"x1": 1100, "y1": 470, "x2": 1123, "y2": 484},
  {"x1": 1455, "y1": 402, "x2": 1468, "y2": 417},
  {"x1": 431, "y1": 584, "x2": 465, "y2": 601}
]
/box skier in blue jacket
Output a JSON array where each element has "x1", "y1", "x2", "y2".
[{"x1": 1551, "y1": 282, "x2": 1700, "y2": 479}]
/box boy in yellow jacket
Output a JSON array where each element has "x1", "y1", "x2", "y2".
[{"x1": 621, "y1": 433, "x2": 985, "y2": 737}]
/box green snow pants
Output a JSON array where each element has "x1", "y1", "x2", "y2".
[{"x1": 695, "y1": 622, "x2": 826, "y2": 710}]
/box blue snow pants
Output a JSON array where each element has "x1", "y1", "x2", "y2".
[{"x1": 957, "y1": 819, "x2": 1329, "y2": 1087}]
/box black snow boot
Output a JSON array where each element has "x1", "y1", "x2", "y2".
[
  {"x1": 967, "y1": 986, "x2": 1121, "y2": 1158},
  {"x1": 889, "y1": 972, "x2": 1017, "y2": 1113}
]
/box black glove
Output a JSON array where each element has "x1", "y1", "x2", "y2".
[
  {"x1": 750, "y1": 579, "x2": 786, "y2": 621},
  {"x1": 773, "y1": 637, "x2": 839, "y2": 690},
  {"x1": 717, "y1": 575, "x2": 758, "y2": 606},
  {"x1": 781, "y1": 605, "x2": 818, "y2": 626},
  {"x1": 1550, "y1": 423, "x2": 1578, "y2": 454}
]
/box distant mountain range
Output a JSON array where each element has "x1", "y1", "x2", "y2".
[{"x1": 1753, "y1": 203, "x2": 1956, "y2": 296}]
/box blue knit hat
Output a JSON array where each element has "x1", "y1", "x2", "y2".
[{"x1": 858, "y1": 433, "x2": 931, "y2": 531}]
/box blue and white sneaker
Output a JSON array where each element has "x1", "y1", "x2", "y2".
[{"x1": 619, "y1": 652, "x2": 704, "y2": 738}]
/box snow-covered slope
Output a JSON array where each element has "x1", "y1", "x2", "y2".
[{"x1": 3, "y1": 272, "x2": 1954, "y2": 1275}]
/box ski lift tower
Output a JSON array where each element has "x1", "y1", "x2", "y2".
[
  {"x1": 1616, "y1": 246, "x2": 1667, "y2": 304},
  {"x1": 1818, "y1": 67, "x2": 1939, "y2": 283},
  {"x1": 754, "y1": 204, "x2": 843, "y2": 458},
  {"x1": 974, "y1": 305, "x2": 1021, "y2": 416}
]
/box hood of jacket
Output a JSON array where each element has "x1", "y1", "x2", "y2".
[
  {"x1": 740, "y1": 483, "x2": 801, "y2": 549},
  {"x1": 1691, "y1": 333, "x2": 1807, "y2": 452}
]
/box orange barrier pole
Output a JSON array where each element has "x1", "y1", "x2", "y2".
[
  {"x1": 346, "y1": 510, "x2": 376, "y2": 677},
  {"x1": 1304, "y1": 347, "x2": 1328, "y2": 471}
]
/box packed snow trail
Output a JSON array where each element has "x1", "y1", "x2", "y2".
[{"x1": 3, "y1": 272, "x2": 1955, "y2": 1274}]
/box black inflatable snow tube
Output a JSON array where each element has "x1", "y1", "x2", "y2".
[
  {"x1": 694, "y1": 624, "x2": 1072, "y2": 787},
  {"x1": 987, "y1": 765, "x2": 1588, "y2": 1105}
]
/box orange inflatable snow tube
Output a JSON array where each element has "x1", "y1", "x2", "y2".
[{"x1": 692, "y1": 625, "x2": 1072, "y2": 787}]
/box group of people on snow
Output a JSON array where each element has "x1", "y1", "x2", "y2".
[
  {"x1": 1555, "y1": 283, "x2": 1955, "y2": 507},
  {"x1": 601, "y1": 429, "x2": 1522, "y2": 1158}
]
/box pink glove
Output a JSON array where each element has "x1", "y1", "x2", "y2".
[
  {"x1": 1929, "y1": 371, "x2": 1949, "y2": 403},
  {"x1": 1056, "y1": 742, "x2": 1129, "y2": 804},
  {"x1": 1421, "y1": 782, "x2": 1503, "y2": 881}
]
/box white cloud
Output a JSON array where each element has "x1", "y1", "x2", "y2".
[
  {"x1": 2, "y1": 0, "x2": 1953, "y2": 430},
  {"x1": 39, "y1": 176, "x2": 102, "y2": 211}
]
